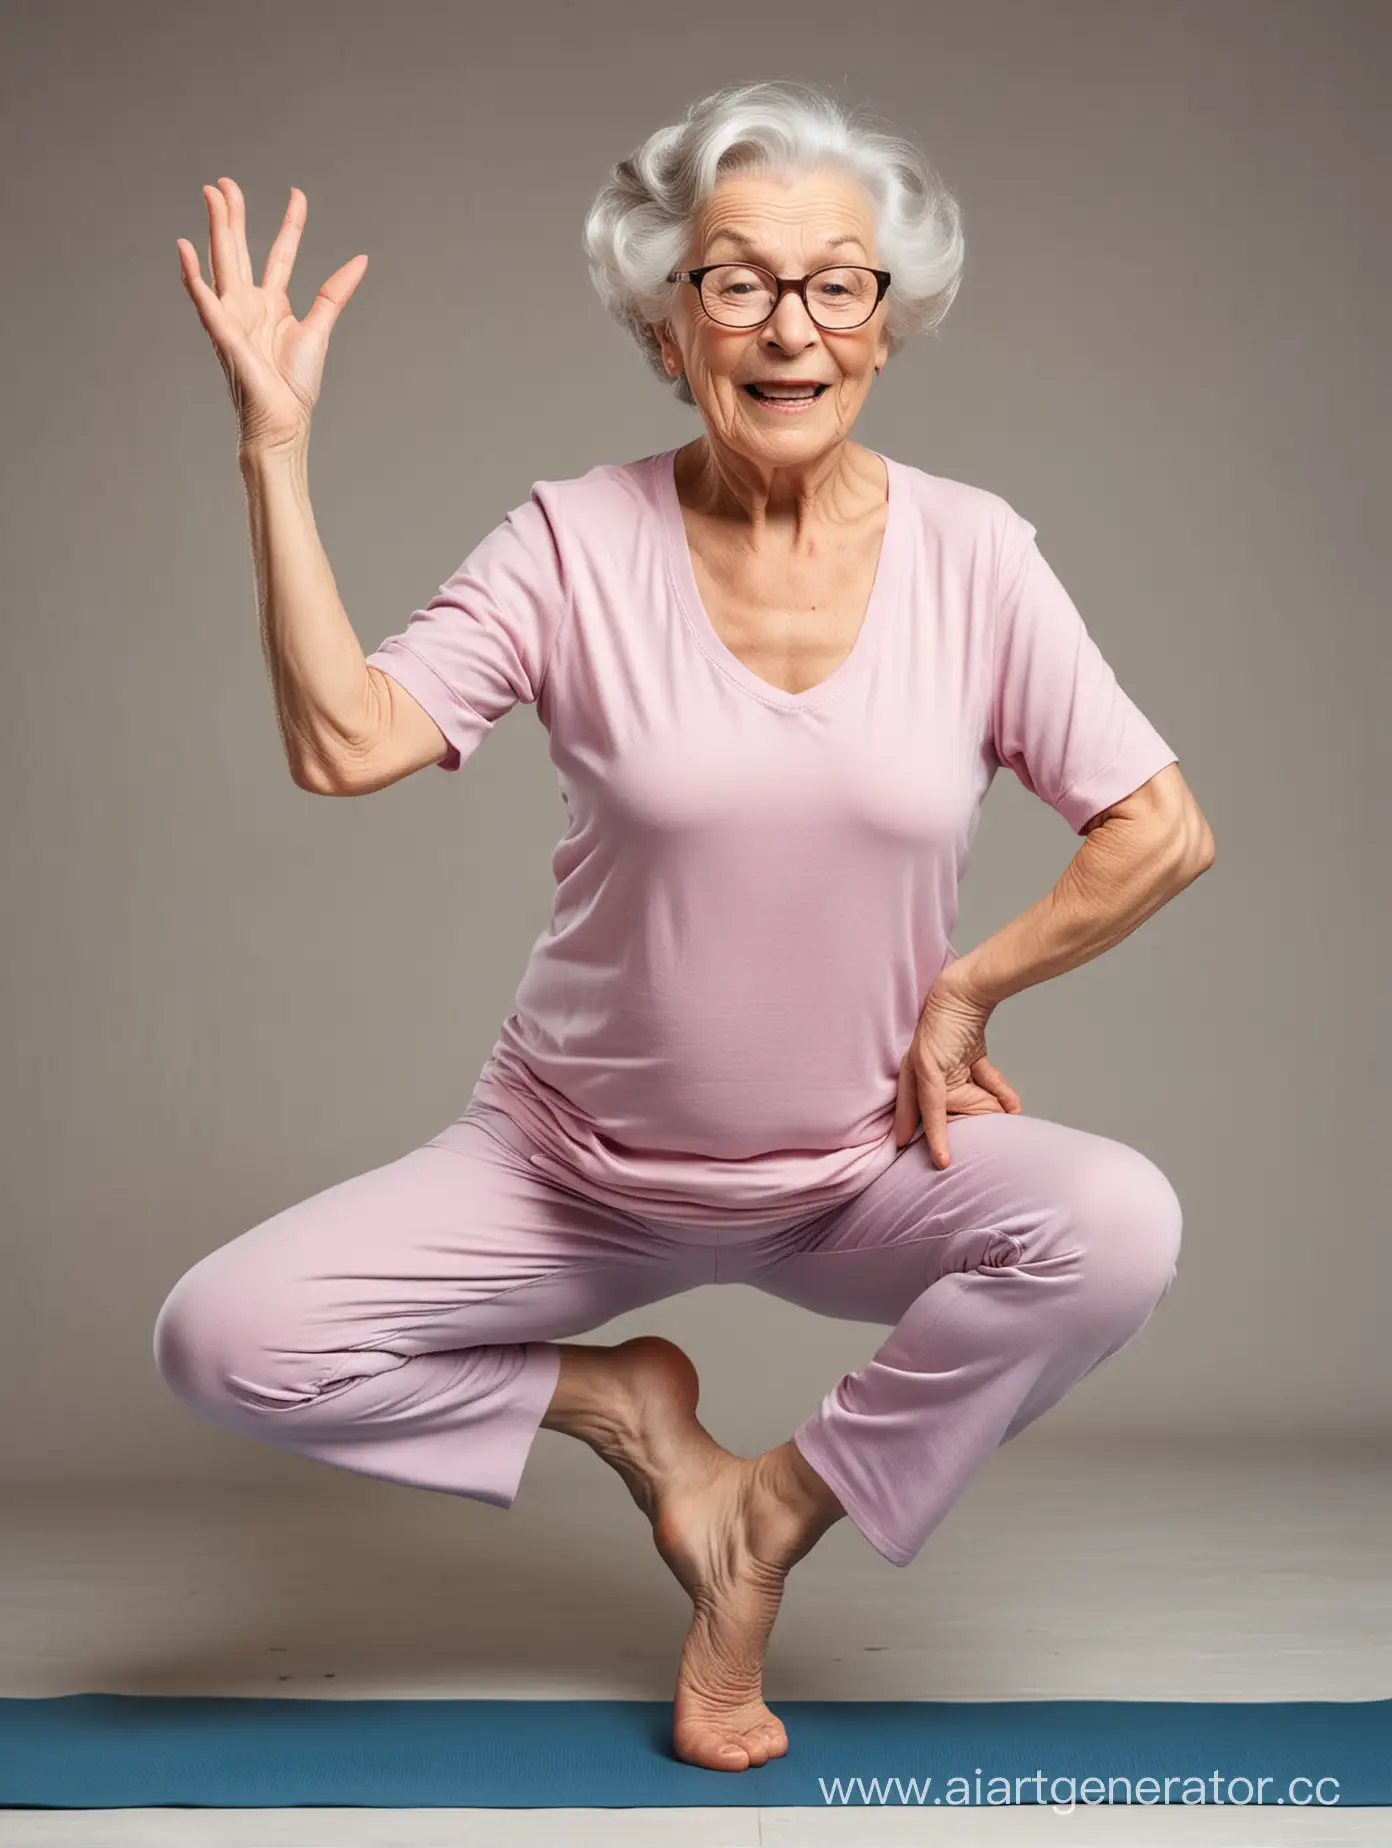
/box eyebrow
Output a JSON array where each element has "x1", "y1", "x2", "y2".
[{"x1": 703, "y1": 230, "x2": 868, "y2": 263}]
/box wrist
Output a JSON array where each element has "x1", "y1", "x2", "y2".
[
  {"x1": 934, "y1": 951, "x2": 998, "y2": 1013},
  {"x1": 238, "y1": 433, "x2": 310, "y2": 475}
]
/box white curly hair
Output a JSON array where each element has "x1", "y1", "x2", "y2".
[{"x1": 582, "y1": 79, "x2": 966, "y2": 407}]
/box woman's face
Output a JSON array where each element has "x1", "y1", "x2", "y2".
[{"x1": 653, "y1": 167, "x2": 891, "y2": 470}]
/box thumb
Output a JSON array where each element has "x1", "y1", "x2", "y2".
[{"x1": 302, "y1": 252, "x2": 369, "y2": 342}]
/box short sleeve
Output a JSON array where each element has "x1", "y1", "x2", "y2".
[
  {"x1": 990, "y1": 508, "x2": 1178, "y2": 833},
  {"x1": 364, "y1": 488, "x2": 570, "y2": 772}
]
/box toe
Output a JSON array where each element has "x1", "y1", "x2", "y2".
[
  {"x1": 675, "y1": 1724, "x2": 753, "y2": 1772},
  {"x1": 747, "y1": 1717, "x2": 788, "y2": 1759}
]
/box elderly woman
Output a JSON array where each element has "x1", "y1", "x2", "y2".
[{"x1": 162, "y1": 80, "x2": 1214, "y2": 1774}]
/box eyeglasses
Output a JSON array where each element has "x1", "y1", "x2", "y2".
[{"x1": 667, "y1": 262, "x2": 892, "y2": 331}]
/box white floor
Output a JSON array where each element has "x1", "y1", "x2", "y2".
[{"x1": 0, "y1": 1431, "x2": 1386, "y2": 1846}]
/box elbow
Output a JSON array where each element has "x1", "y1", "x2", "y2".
[
  {"x1": 1172, "y1": 808, "x2": 1216, "y2": 882},
  {"x1": 290, "y1": 756, "x2": 357, "y2": 797},
  {"x1": 1127, "y1": 795, "x2": 1214, "y2": 887},
  {"x1": 1151, "y1": 773, "x2": 1215, "y2": 882},
  {"x1": 1188, "y1": 806, "x2": 1217, "y2": 872}
]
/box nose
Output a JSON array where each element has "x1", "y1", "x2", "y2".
[{"x1": 761, "y1": 287, "x2": 822, "y2": 351}]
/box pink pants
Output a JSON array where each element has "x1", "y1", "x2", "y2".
[{"x1": 152, "y1": 1101, "x2": 1181, "y2": 1568}]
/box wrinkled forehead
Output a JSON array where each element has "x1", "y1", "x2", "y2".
[{"x1": 690, "y1": 167, "x2": 880, "y2": 267}]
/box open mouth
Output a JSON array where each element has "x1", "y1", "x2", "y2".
[{"x1": 744, "y1": 383, "x2": 830, "y2": 404}]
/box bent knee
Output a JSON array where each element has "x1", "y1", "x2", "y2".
[
  {"x1": 152, "y1": 1255, "x2": 291, "y2": 1418},
  {"x1": 153, "y1": 1262, "x2": 229, "y2": 1408},
  {"x1": 1075, "y1": 1142, "x2": 1182, "y2": 1309},
  {"x1": 1025, "y1": 1139, "x2": 1182, "y2": 1323}
]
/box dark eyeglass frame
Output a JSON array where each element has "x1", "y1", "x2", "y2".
[{"x1": 667, "y1": 262, "x2": 893, "y2": 331}]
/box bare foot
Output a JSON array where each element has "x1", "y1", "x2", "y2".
[{"x1": 542, "y1": 1336, "x2": 844, "y2": 1772}]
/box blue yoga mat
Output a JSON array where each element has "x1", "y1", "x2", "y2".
[{"x1": 2, "y1": 1695, "x2": 1387, "y2": 1809}]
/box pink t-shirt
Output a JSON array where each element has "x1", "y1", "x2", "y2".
[{"x1": 364, "y1": 448, "x2": 1177, "y2": 1227}]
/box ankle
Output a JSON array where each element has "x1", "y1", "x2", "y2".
[
  {"x1": 540, "y1": 1343, "x2": 625, "y2": 1446},
  {"x1": 756, "y1": 1440, "x2": 846, "y2": 1548}
]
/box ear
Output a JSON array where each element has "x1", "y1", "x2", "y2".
[{"x1": 651, "y1": 320, "x2": 682, "y2": 377}]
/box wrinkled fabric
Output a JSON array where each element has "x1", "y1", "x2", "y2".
[
  {"x1": 363, "y1": 448, "x2": 1177, "y2": 1228},
  {"x1": 153, "y1": 1103, "x2": 1182, "y2": 1568}
]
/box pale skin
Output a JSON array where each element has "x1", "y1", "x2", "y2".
[{"x1": 180, "y1": 169, "x2": 1215, "y2": 1774}]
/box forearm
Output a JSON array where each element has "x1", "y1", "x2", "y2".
[
  {"x1": 942, "y1": 809, "x2": 1211, "y2": 1009},
  {"x1": 238, "y1": 439, "x2": 376, "y2": 788}
]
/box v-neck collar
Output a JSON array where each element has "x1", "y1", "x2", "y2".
[{"x1": 655, "y1": 446, "x2": 903, "y2": 712}]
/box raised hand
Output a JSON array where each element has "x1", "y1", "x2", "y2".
[{"x1": 176, "y1": 178, "x2": 368, "y2": 453}]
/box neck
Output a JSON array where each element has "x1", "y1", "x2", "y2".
[{"x1": 675, "y1": 436, "x2": 884, "y2": 536}]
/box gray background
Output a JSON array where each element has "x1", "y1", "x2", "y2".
[{"x1": 3, "y1": 0, "x2": 1386, "y2": 1490}]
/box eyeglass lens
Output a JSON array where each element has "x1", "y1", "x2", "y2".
[{"x1": 699, "y1": 265, "x2": 880, "y2": 329}]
